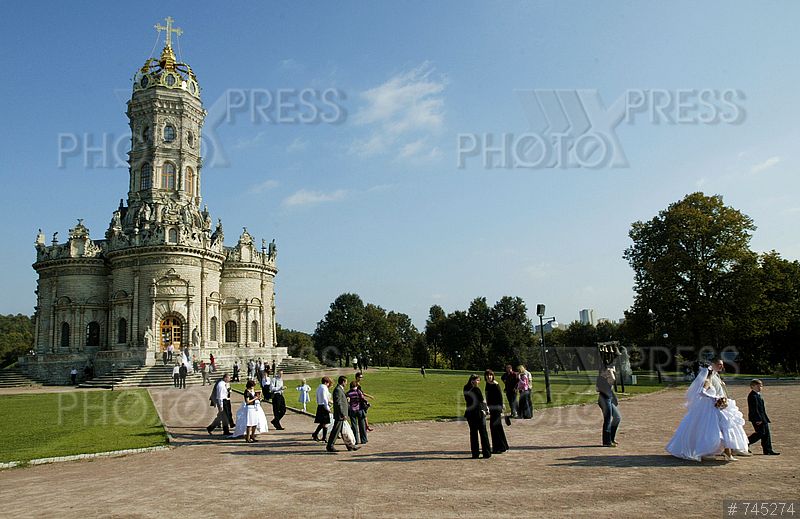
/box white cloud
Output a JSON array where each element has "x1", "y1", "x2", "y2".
[
  {"x1": 286, "y1": 137, "x2": 309, "y2": 153},
  {"x1": 233, "y1": 131, "x2": 266, "y2": 150},
  {"x1": 282, "y1": 189, "x2": 347, "y2": 207},
  {"x1": 751, "y1": 156, "x2": 781, "y2": 174},
  {"x1": 248, "y1": 179, "x2": 279, "y2": 195},
  {"x1": 279, "y1": 58, "x2": 304, "y2": 72},
  {"x1": 350, "y1": 62, "x2": 446, "y2": 159}
]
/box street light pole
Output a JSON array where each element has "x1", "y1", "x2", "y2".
[{"x1": 536, "y1": 304, "x2": 553, "y2": 404}]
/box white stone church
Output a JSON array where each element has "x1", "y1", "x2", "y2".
[{"x1": 21, "y1": 19, "x2": 286, "y2": 383}]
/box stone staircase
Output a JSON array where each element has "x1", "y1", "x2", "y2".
[
  {"x1": 0, "y1": 367, "x2": 43, "y2": 388},
  {"x1": 277, "y1": 356, "x2": 323, "y2": 374},
  {"x1": 78, "y1": 363, "x2": 216, "y2": 389}
]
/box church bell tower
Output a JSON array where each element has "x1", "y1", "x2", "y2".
[{"x1": 127, "y1": 17, "x2": 204, "y2": 211}]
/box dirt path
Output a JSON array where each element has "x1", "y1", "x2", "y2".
[{"x1": 1, "y1": 383, "x2": 797, "y2": 518}]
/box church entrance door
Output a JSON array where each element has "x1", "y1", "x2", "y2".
[{"x1": 160, "y1": 317, "x2": 183, "y2": 351}]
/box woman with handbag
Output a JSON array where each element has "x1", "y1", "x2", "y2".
[
  {"x1": 484, "y1": 369, "x2": 509, "y2": 454},
  {"x1": 463, "y1": 374, "x2": 491, "y2": 459}
]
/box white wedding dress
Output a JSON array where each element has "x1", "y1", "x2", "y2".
[
  {"x1": 710, "y1": 373, "x2": 749, "y2": 452},
  {"x1": 666, "y1": 367, "x2": 724, "y2": 461},
  {"x1": 232, "y1": 399, "x2": 269, "y2": 438}
]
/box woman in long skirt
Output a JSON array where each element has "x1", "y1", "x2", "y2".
[{"x1": 484, "y1": 369, "x2": 509, "y2": 453}]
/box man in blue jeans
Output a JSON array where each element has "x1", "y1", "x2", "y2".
[{"x1": 596, "y1": 365, "x2": 621, "y2": 447}]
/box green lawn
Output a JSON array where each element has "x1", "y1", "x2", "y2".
[
  {"x1": 235, "y1": 368, "x2": 669, "y2": 424},
  {"x1": 0, "y1": 390, "x2": 168, "y2": 463}
]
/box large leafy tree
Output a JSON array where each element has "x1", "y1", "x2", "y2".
[
  {"x1": 0, "y1": 314, "x2": 33, "y2": 367},
  {"x1": 313, "y1": 293, "x2": 366, "y2": 366},
  {"x1": 624, "y1": 192, "x2": 757, "y2": 352},
  {"x1": 276, "y1": 324, "x2": 318, "y2": 363}
]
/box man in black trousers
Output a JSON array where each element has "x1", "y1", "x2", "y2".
[
  {"x1": 207, "y1": 374, "x2": 232, "y2": 436},
  {"x1": 178, "y1": 363, "x2": 187, "y2": 389},
  {"x1": 747, "y1": 379, "x2": 779, "y2": 455},
  {"x1": 327, "y1": 375, "x2": 359, "y2": 452}
]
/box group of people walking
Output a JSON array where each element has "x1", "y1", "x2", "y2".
[
  {"x1": 312, "y1": 373, "x2": 374, "y2": 453},
  {"x1": 204, "y1": 357, "x2": 779, "y2": 463}
]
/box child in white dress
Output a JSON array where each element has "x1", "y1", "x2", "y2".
[{"x1": 296, "y1": 379, "x2": 311, "y2": 413}]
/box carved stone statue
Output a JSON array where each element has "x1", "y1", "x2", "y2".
[
  {"x1": 268, "y1": 239, "x2": 277, "y2": 259},
  {"x1": 192, "y1": 327, "x2": 200, "y2": 348},
  {"x1": 144, "y1": 327, "x2": 155, "y2": 349},
  {"x1": 35, "y1": 229, "x2": 45, "y2": 247}
]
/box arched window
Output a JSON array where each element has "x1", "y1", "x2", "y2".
[
  {"x1": 225, "y1": 320, "x2": 237, "y2": 343},
  {"x1": 168, "y1": 228, "x2": 178, "y2": 243},
  {"x1": 140, "y1": 163, "x2": 152, "y2": 190},
  {"x1": 117, "y1": 318, "x2": 127, "y2": 344},
  {"x1": 86, "y1": 322, "x2": 101, "y2": 347},
  {"x1": 60, "y1": 322, "x2": 70, "y2": 349},
  {"x1": 185, "y1": 166, "x2": 195, "y2": 198},
  {"x1": 163, "y1": 124, "x2": 176, "y2": 143},
  {"x1": 210, "y1": 317, "x2": 218, "y2": 341},
  {"x1": 251, "y1": 320, "x2": 258, "y2": 342},
  {"x1": 161, "y1": 163, "x2": 176, "y2": 190}
]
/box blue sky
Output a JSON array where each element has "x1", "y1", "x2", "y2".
[{"x1": 1, "y1": 1, "x2": 798, "y2": 332}]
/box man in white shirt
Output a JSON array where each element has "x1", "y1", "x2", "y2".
[
  {"x1": 271, "y1": 370, "x2": 286, "y2": 430},
  {"x1": 207, "y1": 373, "x2": 232, "y2": 436},
  {"x1": 166, "y1": 343, "x2": 174, "y2": 363},
  {"x1": 172, "y1": 364, "x2": 180, "y2": 388}
]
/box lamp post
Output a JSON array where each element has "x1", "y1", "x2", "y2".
[{"x1": 536, "y1": 304, "x2": 554, "y2": 404}]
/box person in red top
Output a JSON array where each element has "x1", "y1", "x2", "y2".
[{"x1": 210, "y1": 353, "x2": 216, "y2": 372}]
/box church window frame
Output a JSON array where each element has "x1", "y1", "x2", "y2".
[
  {"x1": 163, "y1": 124, "x2": 176, "y2": 143},
  {"x1": 210, "y1": 316, "x2": 218, "y2": 341},
  {"x1": 60, "y1": 322, "x2": 70, "y2": 349},
  {"x1": 86, "y1": 321, "x2": 101, "y2": 347},
  {"x1": 224, "y1": 320, "x2": 237, "y2": 343},
  {"x1": 187, "y1": 131, "x2": 194, "y2": 148},
  {"x1": 117, "y1": 318, "x2": 127, "y2": 344},
  {"x1": 140, "y1": 163, "x2": 152, "y2": 190},
  {"x1": 161, "y1": 162, "x2": 177, "y2": 190},
  {"x1": 250, "y1": 320, "x2": 258, "y2": 342},
  {"x1": 168, "y1": 228, "x2": 178, "y2": 243}
]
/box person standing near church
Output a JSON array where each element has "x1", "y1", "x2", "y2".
[
  {"x1": 162, "y1": 349, "x2": 168, "y2": 366},
  {"x1": 270, "y1": 370, "x2": 286, "y2": 430},
  {"x1": 209, "y1": 353, "x2": 216, "y2": 372},
  {"x1": 70, "y1": 367, "x2": 78, "y2": 386},
  {"x1": 207, "y1": 373, "x2": 232, "y2": 436},
  {"x1": 179, "y1": 363, "x2": 187, "y2": 389},
  {"x1": 747, "y1": 379, "x2": 779, "y2": 455},
  {"x1": 172, "y1": 363, "x2": 180, "y2": 388},
  {"x1": 232, "y1": 361, "x2": 240, "y2": 382},
  {"x1": 167, "y1": 343, "x2": 174, "y2": 363}
]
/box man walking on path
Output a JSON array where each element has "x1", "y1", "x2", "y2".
[
  {"x1": 271, "y1": 370, "x2": 286, "y2": 430},
  {"x1": 207, "y1": 374, "x2": 232, "y2": 436},
  {"x1": 327, "y1": 375, "x2": 359, "y2": 453}
]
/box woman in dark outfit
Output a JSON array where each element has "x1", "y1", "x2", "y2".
[
  {"x1": 463, "y1": 374, "x2": 491, "y2": 459},
  {"x1": 484, "y1": 369, "x2": 509, "y2": 453}
]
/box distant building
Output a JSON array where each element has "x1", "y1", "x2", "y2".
[
  {"x1": 535, "y1": 321, "x2": 561, "y2": 334},
  {"x1": 579, "y1": 309, "x2": 595, "y2": 326}
]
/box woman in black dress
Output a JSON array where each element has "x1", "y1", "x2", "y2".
[
  {"x1": 484, "y1": 369, "x2": 509, "y2": 453},
  {"x1": 463, "y1": 374, "x2": 491, "y2": 459}
]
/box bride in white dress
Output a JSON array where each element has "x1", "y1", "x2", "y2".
[
  {"x1": 233, "y1": 381, "x2": 269, "y2": 441},
  {"x1": 709, "y1": 359, "x2": 750, "y2": 456},
  {"x1": 666, "y1": 367, "x2": 727, "y2": 461}
]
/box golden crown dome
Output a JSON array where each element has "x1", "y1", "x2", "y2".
[{"x1": 132, "y1": 17, "x2": 200, "y2": 99}]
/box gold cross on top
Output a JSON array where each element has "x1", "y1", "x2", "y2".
[{"x1": 154, "y1": 16, "x2": 183, "y2": 48}]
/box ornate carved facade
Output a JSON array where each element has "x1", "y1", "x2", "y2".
[{"x1": 22, "y1": 19, "x2": 284, "y2": 383}]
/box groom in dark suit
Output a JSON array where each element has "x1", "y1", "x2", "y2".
[{"x1": 747, "y1": 379, "x2": 779, "y2": 455}]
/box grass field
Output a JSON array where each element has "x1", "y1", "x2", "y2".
[
  {"x1": 235, "y1": 367, "x2": 669, "y2": 424},
  {"x1": 0, "y1": 390, "x2": 168, "y2": 463}
]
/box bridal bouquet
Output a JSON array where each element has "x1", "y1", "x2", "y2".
[{"x1": 715, "y1": 397, "x2": 728, "y2": 410}]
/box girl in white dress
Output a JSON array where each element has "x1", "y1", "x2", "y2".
[
  {"x1": 296, "y1": 379, "x2": 311, "y2": 413},
  {"x1": 666, "y1": 367, "x2": 726, "y2": 461}
]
